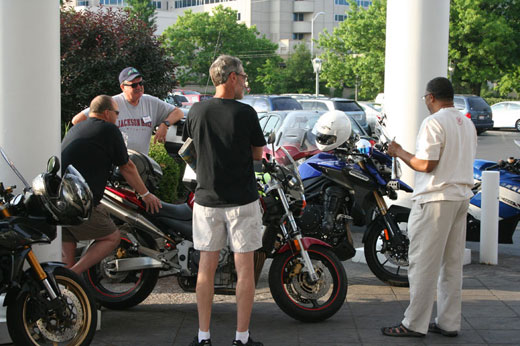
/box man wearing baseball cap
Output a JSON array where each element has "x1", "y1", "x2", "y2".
[{"x1": 72, "y1": 67, "x2": 183, "y2": 155}]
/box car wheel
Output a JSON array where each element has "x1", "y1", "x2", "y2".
[{"x1": 515, "y1": 119, "x2": 520, "y2": 132}]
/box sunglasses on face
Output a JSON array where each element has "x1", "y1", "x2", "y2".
[{"x1": 123, "y1": 81, "x2": 144, "y2": 88}]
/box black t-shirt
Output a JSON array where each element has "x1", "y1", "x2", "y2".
[
  {"x1": 62, "y1": 118, "x2": 129, "y2": 205},
  {"x1": 183, "y1": 98, "x2": 266, "y2": 207}
]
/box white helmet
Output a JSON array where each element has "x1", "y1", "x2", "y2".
[{"x1": 313, "y1": 110, "x2": 352, "y2": 151}]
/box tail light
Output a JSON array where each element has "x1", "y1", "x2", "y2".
[{"x1": 465, "y1": 112, "x2": 471, "y2": 119}]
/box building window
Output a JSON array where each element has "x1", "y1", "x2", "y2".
[
  {"x1": 78, "y1": 0, "x2": 89, "y2": 5},
  {"x1": 174, "y1": 0, "x2": 234, "y2": 8},
  {"x1": 151, "y1": 1, "x2": 161, "y2": 9},
  {"x1": 237, "y1": 12, "x2": 241, "y2": 20},
  {"x1": 99, "y1": 0, "x2": 127, "y2": 5},
  {"x1": 292, "y1": 33, "x2": 304, "y2": 40},
  {"x1": 293, "y1": 13, "x2": 304, "y2": 22},
  {"x1": 335, "y1": 0, "x2": 372, "y2": 6},
  {"x1": 335, "y1": 14, "x2": 347, "y2": 22}
]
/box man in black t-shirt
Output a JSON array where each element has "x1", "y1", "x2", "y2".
[
  {"x1": 183, "y1": 55, "x2": 266, "y2": 346},
  {"x1": 61, "y1": 95, "x2": 161, "y2": 275}
]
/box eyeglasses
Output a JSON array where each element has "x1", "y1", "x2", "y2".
[
  {"x1": 231, "y1": 71, "x2": 248, "y2": 81},
  {"x1": 422, "y1": 93, "x2": 432, "y2": 100},
  {"x1": 123, "y1": 81, "x2": 144, "y2": 88},
  {"x1": 110, "y1": 109, "x2": 120, "y2": 115}
]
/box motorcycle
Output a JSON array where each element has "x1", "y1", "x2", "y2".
[
  {"x1": 82, "y1": 135, "x2": 348, "y2": 322},
  {"x1": 465, "y1": 143, "x2": 520, "y2": 244},
  {"x1": 296, "y1": 117, "x2": 413, "y2": 287},
  {"x1": 0, "y1": 147, "x2": 97, "y2": 345}
]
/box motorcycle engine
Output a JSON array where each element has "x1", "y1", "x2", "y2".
[{"x1": 297, "y1": 204, "x2": 323, "y2": 236}]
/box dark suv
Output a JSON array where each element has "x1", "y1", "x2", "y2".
[
  {"x1": 454, "y1": 95, "x2": 493, "y2": 135},
  {"x1": 238, "y1": 95, "x2": 303, "y2": 115}
]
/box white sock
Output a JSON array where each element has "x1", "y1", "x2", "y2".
[
  {"x1": 198, "y1": 329, "x2": 210, "y2": 343},
  {"x1": 235, "y1": 330, "x2": 249, "y2": 344}
]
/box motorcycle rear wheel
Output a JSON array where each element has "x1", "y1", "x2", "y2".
[
  {"x1": 364, "y1": 216, "x2": 410, "y2": 287},
  {"x1": 83, "y1": 233, "x2": 160, "y2": 310},
  {"x1": 268, "y1": 245, "x2": 347, "y2": 322},
  {"x1": 7, "y1": 267, "x2": 97, "y2": 346}
]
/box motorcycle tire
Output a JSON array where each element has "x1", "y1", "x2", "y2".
[
  {"x1": 268, "y1": 245, "x2": 347, "y2": 322},
  {"x1": 364, "y1": 216, "x2": 410, "y2": 287},
  {"x1": 7, "y1": 267, "x2": 97, "y2": 346},
  {"x1": 83, "y1": 233, "x2": 160, "y2": 310}
]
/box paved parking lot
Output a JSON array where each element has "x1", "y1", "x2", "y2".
[{"x1": 85, "y1": 227, "x2": 520, "y2": 346}]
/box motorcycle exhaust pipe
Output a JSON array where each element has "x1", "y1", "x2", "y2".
[
  {"x1": 106, "y1": 257, "x2": 164, "y2": 272},
  {"x1": 100, "y1": 196, "x2": 176, "y2": 243}
]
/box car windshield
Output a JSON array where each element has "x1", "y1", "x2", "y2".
[
  {"x1": 334, "y1": 101, "x2": 363, "y2": 112},
  {"x1": 271, "y1": 98, "x2": 303, "y2": 111}
]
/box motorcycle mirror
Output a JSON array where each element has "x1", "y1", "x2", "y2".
[
  {"x1": 267, "y1": 131, "x2": 276, "y2": 145},
  {"x1": 47, "y1": 156, "x2": 60, "y2": 175}
]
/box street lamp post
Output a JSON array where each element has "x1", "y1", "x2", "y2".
[
  {"x1": 312, "y1": 57, "x2": 323, "y2": 97},
  {"x1": 311, "y1": 11, "x2": 325, "y2": 57}
]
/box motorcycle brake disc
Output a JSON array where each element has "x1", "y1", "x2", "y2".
[
  {"x1": 35, "y1": 288, "x2": 83, "y2": 342},
  {"x1": 291, "y1": 261, "x2": 332, "y2": 300}
]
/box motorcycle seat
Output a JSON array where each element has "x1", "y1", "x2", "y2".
[{"x1": 157, "y1": 202, "x2": 192, "y2": 221}]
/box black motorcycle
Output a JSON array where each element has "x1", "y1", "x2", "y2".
[
  {"x1": 0, "y1": 147, "x2": 97, "y2": 345},
  {"x1": 81, "y1": 135, "x2": 348, "y2": 322}
]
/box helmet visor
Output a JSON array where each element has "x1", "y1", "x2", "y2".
[{"x1": 316, "y1": 133, "x2": 337, "y2": 146}]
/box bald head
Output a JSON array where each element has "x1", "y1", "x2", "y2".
[{"x1": 90, "y1": 95, "x2": 115, "y2": 114}]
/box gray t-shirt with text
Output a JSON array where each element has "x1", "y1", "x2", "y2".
[{"x1": 83, "y1": 93, "x2": 174, "y2": 154}]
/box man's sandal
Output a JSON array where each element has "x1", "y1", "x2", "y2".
[
  {"x1": 381, "y1": 324, "x2": 425, "y2": 337},
  {"x1": 428, "y1": 322, "x2": 458, "y2": 337}
]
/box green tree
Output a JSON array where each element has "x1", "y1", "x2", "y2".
[
  {"x1": 317, "y1": 0, "x2": 386, "y2": 100},
  {"x1": 160, "y1": 6, "x2": 278, "y2": 92},
  {"x1": 449, "y1": 0, "x2": 517, "y2": 95},
  {"x1": 256, "y1": 44, "x2": 316, "y2": 94},
  {"x1": 125, "y1": 0, "x2": 157, "y2": 29},
  {"x1": 60, "y1": 7, "x2": 176, "y2": 133}
]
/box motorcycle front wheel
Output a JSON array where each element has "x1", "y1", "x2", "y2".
[
  {"x1": 268, "y1": 245, "x2": 347, "y2": 322},
  {"x1": 6, "y1": 267, "x2": 97, "y2": 345},
  {"x1": 364, "y1": 215, "x2": 410, "y2": 287},
  {"x1": 83, "y1": 232, "x2": 160, "y2": 310}
]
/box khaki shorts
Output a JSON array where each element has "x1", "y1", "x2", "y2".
[
  {"x1": 192, "y1": 200, "x2": 263, "y2": 253},
  {"x1": 62, "y1": 204, "x2": 118, "y2": 243}
]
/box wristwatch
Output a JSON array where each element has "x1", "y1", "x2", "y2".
[{"x1": 162, "y1": 120, "x2": 171, "y2": 127}]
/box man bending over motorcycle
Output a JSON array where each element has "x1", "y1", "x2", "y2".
[
  {"x1": 61, "y1": 95, "x2": 162, "y2": 274},
  {"x1": 183, "y1": 55, "x2": 266, "y2": 346}
]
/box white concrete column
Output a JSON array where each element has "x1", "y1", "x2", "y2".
[
  {"x1": 480, "y1": 171, "x2": 499, "y2": 265},
  {"x1": 383, "y1": 0, "x2": 451, "y2": 187},
  {"x1": 0, "y1": 0, "x2": 61, "y2": 262}
]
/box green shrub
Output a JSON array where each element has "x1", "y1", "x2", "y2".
[{"x1": 148, "y1": 137, "x2": 184, "y2": 203}]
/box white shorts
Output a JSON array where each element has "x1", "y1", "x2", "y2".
[{"x1": 192, "y1": 200, "x2": 263, "y2": 253}]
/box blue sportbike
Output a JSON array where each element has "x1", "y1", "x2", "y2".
[{"x1": 296, "y1": 137, "x2": 413, "y2": 286}]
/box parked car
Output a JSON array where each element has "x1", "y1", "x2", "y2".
[
  {"x1": 454, "y1": 94, "x2": 493, "y2": 135},
  {"x1": 297, "y1": 98, "x2": 370, "y2": 135},
  {"x1": 172, "y1": 89, "x2": 200, "y2": 103},
  {"x1": 165, "y1": 93, "x2": 190, "y2": 107},
  {"x1": 238, "y1": 95, "x2": 303, "y2": 115},
  {"x1": 259, "y1": 110, "x2": 371, "y2": 164},
  {"x1": 358, "y1": 101, "x2": 383, "y2": 135},
  {"x1": 491, "y1": 101, "x2": 520, "y2": 131}
]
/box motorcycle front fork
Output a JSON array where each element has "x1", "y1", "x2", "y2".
[
  {"x1": 276, "y1": 187, "x2": 319, "y2": 282},
  {"x1": 25, "y1": 247, "x2": 59, "y2": 300},
  {"x1": 372, "y1": 191, "x2": 402, "y2": 242}
]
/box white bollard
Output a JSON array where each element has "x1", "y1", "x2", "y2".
[{"x1": 480, "y1": 171, "x2": 500, "y2": 265}]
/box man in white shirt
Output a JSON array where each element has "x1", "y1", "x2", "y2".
[
  {"x1": 382, "y1": 77, "x2": 477, "y2": 338},
  {"x1": 72, "y1": 67, "x2": 183, "y2": 155}
]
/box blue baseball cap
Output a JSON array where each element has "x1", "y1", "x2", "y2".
[{"x1": 119, "y1": 67, "x2": 142, "y2": 84}]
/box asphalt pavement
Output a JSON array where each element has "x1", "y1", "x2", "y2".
[{"x1": 82, "y1": 226, "x2": 520, "y2": 346}]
